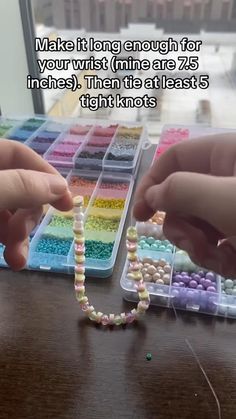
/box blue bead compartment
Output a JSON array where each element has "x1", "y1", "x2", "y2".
[
  {"x1": 0, "y1": 115, "x2": 142, "y2": 277},
  {"x1": 120, "y1": 124, "x2": 236, "y2": 319}
]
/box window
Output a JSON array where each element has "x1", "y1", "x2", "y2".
[
  {"x1": 99, "y1": 0, "x2": 106, "y2": 31},
  {"x1": 232, "y1": 0, "x2": 236, "y2": 18},
  {"x1": 204, "y1": 0, "x2": 212, "y2": 20},
  {"x1": 156, "y1": 1, "x2": 164, "y2": 21},
  {"x1": 3, "y1": 0, "x2": 234, "y2": 137},
  {"x1": 166, "y1": 0, "x2": 174, "y2": 19},
  {"x1": 183, "y1": 1, "x2": 191, "y2": 20},
  {"x1": 147, "y1": 0, "x2": 154, "y2": 19},
  {"x1": 193, "y1": 1, "x2": 202, "y2": 19},
  {"x1": 221, "y1": 0, "x2": 230, "y2": 19}
]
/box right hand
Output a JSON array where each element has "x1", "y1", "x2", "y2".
[{"x1": 133, "y1": 133, "x2": 236, "y2": 278}]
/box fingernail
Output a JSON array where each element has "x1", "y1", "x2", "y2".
[{"x1": 46, "y1": 174, "x2": 68, "y2": 195}]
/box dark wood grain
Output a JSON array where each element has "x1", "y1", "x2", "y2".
[{"x1": 0, "y1": 148, "x2": 235, "y2": 419}]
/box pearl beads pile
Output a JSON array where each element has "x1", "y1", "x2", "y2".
[
  {"x1": 221, "y1": 278, "x2": 236, "y2": 295},
  {"x1": 128, "y1": 257, "x2": 171, "y2": 285},
  {"x1": 73, "y1": 196, "x2": 150, "y2": 326}
]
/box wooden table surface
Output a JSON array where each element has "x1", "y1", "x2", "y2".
[{"x1": 0, "y1": 148, "x2": 235, "y2": 419}]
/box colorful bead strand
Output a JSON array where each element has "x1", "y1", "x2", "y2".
[{"x1": 73, "y1": 196, "x2": 150, "y2": 326}]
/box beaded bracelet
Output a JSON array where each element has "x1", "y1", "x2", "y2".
[{"x1": 73, "y1": 196, "x2": 150, "y2": 326}]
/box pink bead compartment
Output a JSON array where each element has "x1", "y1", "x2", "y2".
[{"x1": 154, "y1": 128, "x2": 189, "y2": 160}]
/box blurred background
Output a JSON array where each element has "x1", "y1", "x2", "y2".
[{"x1": 1, "y1": 0, "x2": 236, "y2": 142}]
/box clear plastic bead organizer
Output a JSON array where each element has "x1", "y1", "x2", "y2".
[
  {"x1": 121, "y1": 124, "x2": 236, "y2": 319},
  {"x1": 0, "y1": 114, "x2": 148, "y2": 277},
  {"x1": 0, "y1": 115, "x2": 149, "y2": 175},
  {"x1": 0, "y1": 169, "x2": 134, "y2": 277}
]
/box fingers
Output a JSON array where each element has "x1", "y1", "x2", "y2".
[
  {"x1": 163, "y1": 214, "x2": 209, "y2": 261},
  {"x1": 164, "y1": 215, "x2": 236, "y2": 278},
  {"x1": 0, "y1": 169, "x2": 72, "y2": 211},
  {"x1": 0, "y1": 140, "x2": 59, "y2": 174},
  {"x1": 4, "y1": 238, "x2": 29, "y2": 271},
  {"x1": 143, "y1": 173, "x2": 236, "y2": 238},
  {"x1": 133, "y1": 133, "x2": 236, "y2": 220}
]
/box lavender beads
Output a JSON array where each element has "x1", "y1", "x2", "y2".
[{"x1": 172, "y1": 270, "x2": 217, "y2": 292}]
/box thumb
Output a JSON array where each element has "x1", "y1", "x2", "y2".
[
  {"x1": 145, "y1": 172, "x2": 236, "y2": 237},
  {"x1": 0, "y1": 169, "x2": 69, "y2": 209}
]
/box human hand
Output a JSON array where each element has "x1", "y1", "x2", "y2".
[
  {"x1": 133, "y1": 133, "x2": 236, "y2": 278},
  {"x1": 0, "y1": 140, "x2": 73, "y2": 271}
]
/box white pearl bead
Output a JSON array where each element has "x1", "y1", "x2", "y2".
[
  {"x1": 159, "y1": 259, "x2": 166, "y2": 267},
  {"x1": 153, "y1": 273, "x2": 161, "y2": 281},
  {"x1": 147, "y1": 265, "x2": 156, "y2": 275},
  {"x1": 156, "y1": 279, "x2": 164, "y2": 285},
  {"x1": 158, "y1": 269, "x2": 165, "y2": 277},
  {"x1": 143, "y1": 257, "x2": 153, "y2": 264},
  {"x1": 163, "y1": 273, "x2": 170, "y2": 284},
  {"x1": 153, "y1": 260, "x2": 159, "y2": 267},
  {"x1": 144, "y1": 274, "x2": 152, "y2": 282},
  {"x1": 164, "y1": 264, "x2": 171, "y2": 273}
]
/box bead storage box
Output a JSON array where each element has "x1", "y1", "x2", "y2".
[
  {"x1": 0, "y1": 115, "x2": 146, "y2": 277},
  {"x1": 154, "y1": 124, "x2": 234, "y2": 160},
  {"x1": 0, "y1": 165, "x2": 134, "y2": 277},
  {"x1": 29, "y1": 170, "x2": 133, "y2": 277},
  {"x1": 43, "y1": 121, "x2": 148, "y2": 174},
  {"x1": 121, "y1": 212, "x2": 236, "y2": 319},
  {"x1": 0, "y1": 115, "x2": 148, "y2": 175},
  {"x1": 121, "y1": 124, "x2": 236, "y2": 319}
]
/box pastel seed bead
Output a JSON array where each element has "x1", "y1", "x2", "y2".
[
  {"x1": 75, "y1": 285, "x2": 85, "y2": 293},
  {"x1": 101, "y1": 315, "x2": 109, "y2": 325},
  {"x1": 126, "y1": 243, "x2": 137, "y2": 252},
  {"x1": 75, "y1": 255, "x2": 85, "y2": 264},
  {"x1": 120, "y1": 313, "x2": 127, "y2": 324},
  {"x1": 114, "y1": 315, "x2": 122, "y2": 326},
  {"x1": 132, "y1": 271, "x2": 143, "y2": 281},
  {"x1": 137, "y1": 301, "x2": 149, "y2": 313},
  {"x1": 75, "y1": 237, "x2": 85, "y2": 244},
  {"x1": 139, "y1": 290, "x2": 149, "y2": 300},
  {"x1": 136, "y1": 283, "x2": 146, "y2": 292},
  {"x1": 128, "y1": 252, "x2": 137, "y2": 261},
  {"x1": 78, "y1": 296, "x2": 88, "y2": 304},
  {"x1": 96, "y1": 312, "x2": 103, "y2": 323},
  {"x1": 130, "y1": 262, "x2": 142, "y2": 271},
  {"x1": 89, "y1": 311, "x2": 98, "y2": 321}
]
